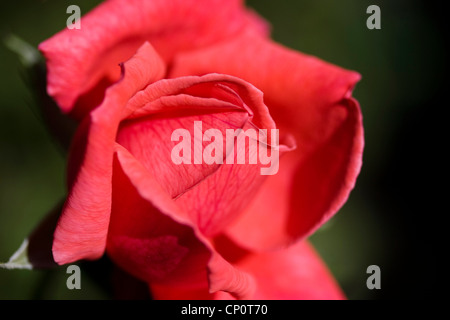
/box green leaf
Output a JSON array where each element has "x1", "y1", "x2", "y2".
[
  {"x1": 0, "y1": 201, "x2": 61, "y2": 270},
  {"x1": 0, "y1": 239, "x2": 33, "y2": 270},
  {"x1": 3, "y1": 33, "x2": 41, "y2": 67}
]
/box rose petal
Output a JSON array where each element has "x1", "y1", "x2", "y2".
[
  {"x1": 39, "y1": 0, "x2": 268, "y2": 118},
  {"x1": 214, "y1": 235, "x2": 345, "y2": 300},
  {"x1": 149, "y1": 284, "x2": 213, "y2": 300},
  {"x1": 125, "y1": 73, "x2": 277, "y2": 131},
  {"x1": 171, "y1": 33, "x2": 363, "y2": 250},
  {"x1": 53, "y1": 43, "x2": 165, "y2": 264},
  {"x1": 116, "y1": 73, "x2": 294, "y2": 236},
  {"x1": 107, "y1": 146, "x2": 211, "y2": 287},
  {"x1": 225, "y1": 98, "x2": 363, "y2": 249},
  {"x1": 110, "y1": 144, "x2": 256, "y2": 299},
  {"x1": 111, "y1": 146, "x2": 339, "y2": 300},
  {"x1": 117, "y1": 111, "x2": 250, "y2": 199}
]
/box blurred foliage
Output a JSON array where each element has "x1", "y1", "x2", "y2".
[{"x1": 0, "y1": 0, "x2": 442, "y2": 299}]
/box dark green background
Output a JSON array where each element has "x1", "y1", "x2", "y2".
[{"x1": 0, "y1": 0, "x2": 442, "y2": 299}]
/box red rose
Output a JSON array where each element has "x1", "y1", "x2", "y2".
[{"x1": 39, "y1": 0, "x2": 363, "y2": 299}]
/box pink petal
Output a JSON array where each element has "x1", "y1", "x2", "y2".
[
  {"x1": 53, "y1": 43, "x2": 165, "y2": 264},
  {"x1": 227, "y1": 98, "x2": 363, "y2": 249},
  {"x1": 117, "y1": 111, "x2": 250, "y2": 199},
  {"x1": 107, "y1": 145, "x2": 211, "y2": 288},
  {"x1": 171, "y1": 32, "x2": 363, "y2": 250},
  {"x1": 149, "y1": 284, "x2": 214, "y2": 300},
  {"x1": 39, "y1": 0, "x2": 268, "y2": 118},
  {"x1": 117, "y1": 74, "x2": 294, "y2": 236},
  {"x1": 109, "y1": 144, "x2": 256, "y2": 299},
  {"x1": 111, "y1": 144, "x2": 334, "y2": 300},
  {"x1": 214, "y1": 235, "x2": 345, "y2": 300}
]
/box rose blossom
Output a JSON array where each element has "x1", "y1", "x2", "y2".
[{"x1": 38, "y1": 0, "x2": 363, "y2": 299}]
